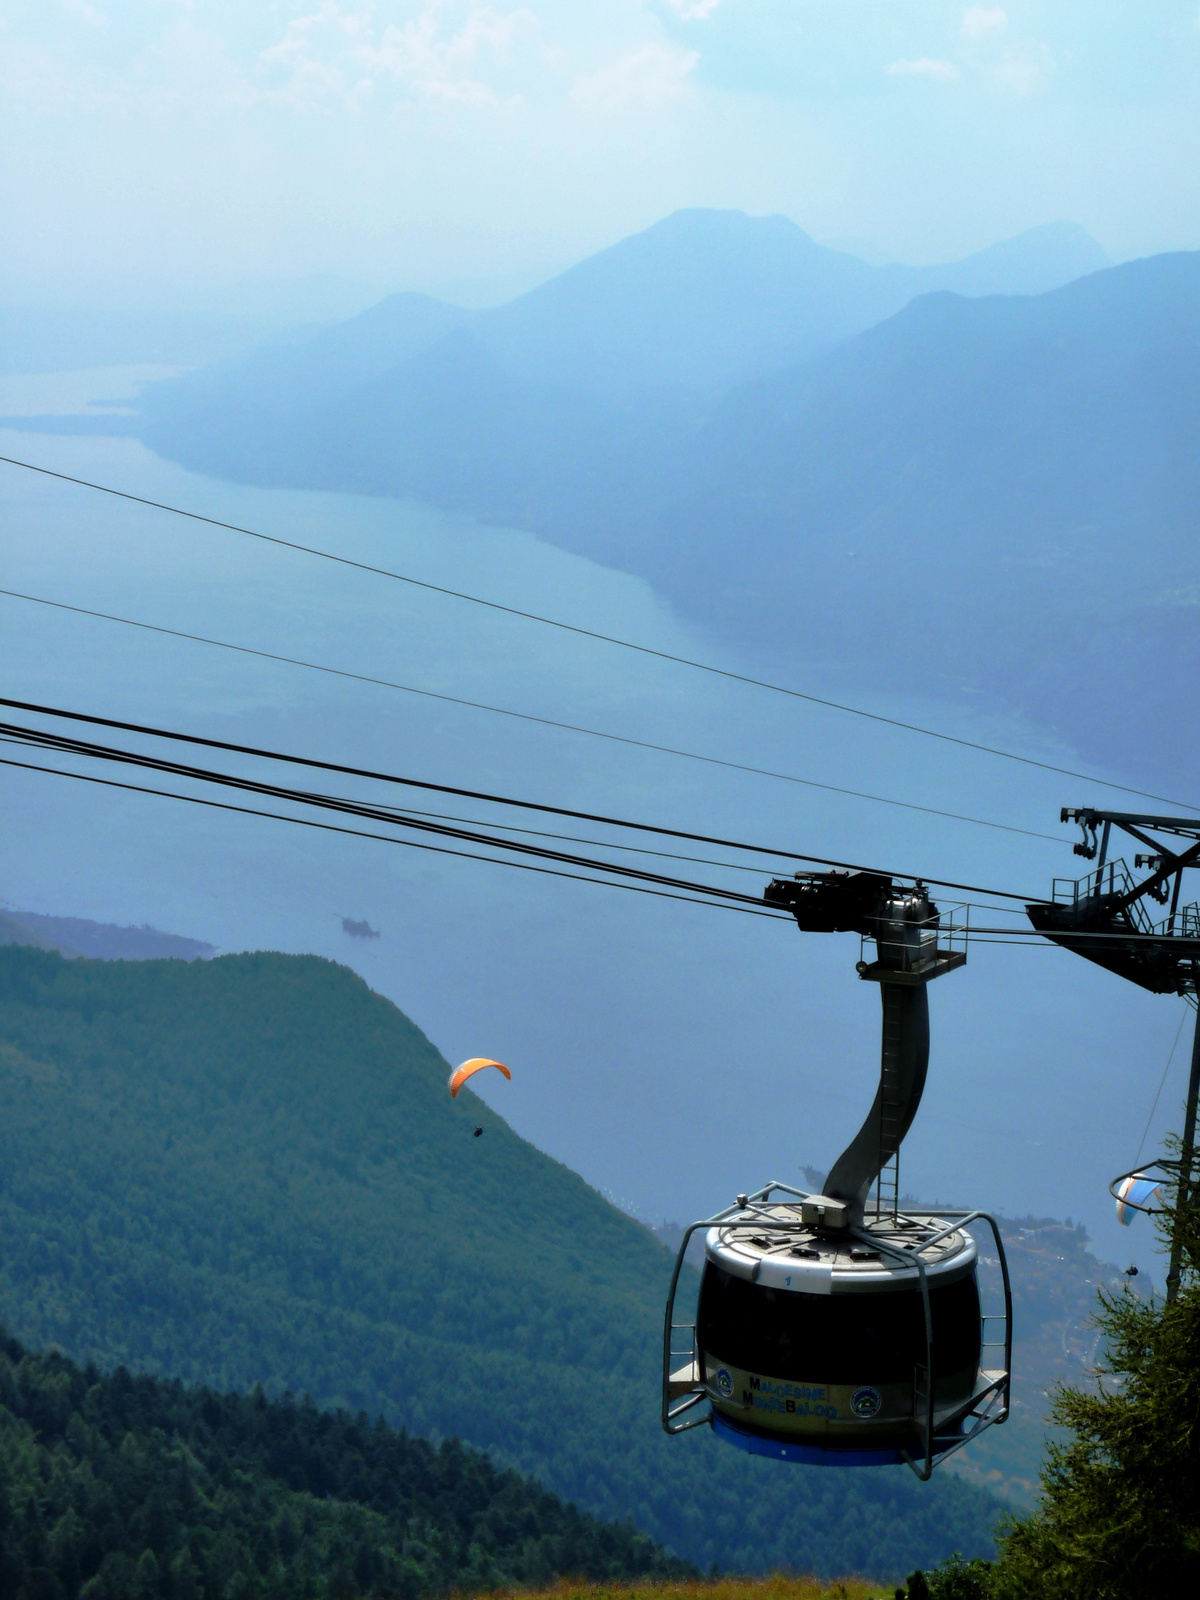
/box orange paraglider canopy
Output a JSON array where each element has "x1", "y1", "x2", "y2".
[{"x1": 447, "y1": 1057, "x2": 511, "y2": 1098}]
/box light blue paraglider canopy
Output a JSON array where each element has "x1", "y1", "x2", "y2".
[{"x1": 1114, "y1": 1172, "x2": 1165, "y2": 1226}]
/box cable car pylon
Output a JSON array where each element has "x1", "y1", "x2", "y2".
[
  {"x1": 662, "y1": 871, "x2": 1012, "y2": 1479},
  {"x1": 1026, "y1": 808, "x2": 1200, "y2": 1300}
]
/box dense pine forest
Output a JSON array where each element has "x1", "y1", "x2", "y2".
[
  {"x1": 0, "y1": 1328, "x2": 690, "y2": 1600},
  {"x1": 0, "y1": 946, "x2": 1001, "y2": 1578}
]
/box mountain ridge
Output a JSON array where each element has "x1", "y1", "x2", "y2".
[
  {"x1": 32, "y1": 211, "x2": 1191, "y2": 786},
  {"x1": 653, "y1": 250, "x2": 1200, "y2": 782},
  {"x1": 135, "y1": 207, "x2": 1111, "y2": 456}
]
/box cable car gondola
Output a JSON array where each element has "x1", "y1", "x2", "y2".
[{"x1": 662, "y1": 872, "x2": 1012, "y2": 1479}]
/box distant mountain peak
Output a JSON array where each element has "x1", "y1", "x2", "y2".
[
  {"x1": 932, "y1": 220, "x2": 1110, "y2": 295},
  {"x1": 634, "y1": 205, "x2": 816, "y2": 240}
]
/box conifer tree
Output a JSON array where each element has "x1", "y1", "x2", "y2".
[{"x1": 990, "y1": 1146, "x2": 1200, "y2": 1598}]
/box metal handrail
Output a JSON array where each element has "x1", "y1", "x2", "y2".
[
  {"x1": 661, "y1": 1215, "x2": 717, "y2": 1434},
  {"x1": 1051, "y1": 860, "x2": 1156, "y2": 934},
  {"x1": 894, "y1": 1211, "x2": 1012, "y2": 1480}
]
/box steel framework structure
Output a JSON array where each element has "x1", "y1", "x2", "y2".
[{"x1": 1027, "y1": 809, "x2": 1200, "y2": 1299}]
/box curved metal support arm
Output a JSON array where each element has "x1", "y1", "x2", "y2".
[{"x1": 825, "y1": 980, "x2": 929, "y2": 1222}]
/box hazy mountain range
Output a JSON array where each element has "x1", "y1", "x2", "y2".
[
  {"x1": 140, "y1": 211, "x2": 1107, "y2": 418},
  {"x1": 0, "y1": 276, "x2": 392, "y2": 375},
  {"x1": 663, "y1": 249, "x2": 1200, "y2": 785},
  {"x1": 15, "y1": 208, "x2": 1197, "y2": 789}
]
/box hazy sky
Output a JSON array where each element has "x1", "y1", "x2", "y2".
[{"x1": 4, "y1": 1, "x2": 1198, "y2": 306}]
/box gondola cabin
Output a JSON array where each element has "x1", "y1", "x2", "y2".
[
  {"x1": 664, "y1": 1188, "x2": 1009, "y2": 1475},
  {"x1": 662, "y1": 872, "x2": 1011, "y2": 1478},
  {"x1": 702, "y1": 1198, "x2": 1002, "y2": 1465}
]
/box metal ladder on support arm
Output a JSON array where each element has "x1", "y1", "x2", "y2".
[{"x1": 874, "y1": 986, "x2": 906, "y2": 1218}]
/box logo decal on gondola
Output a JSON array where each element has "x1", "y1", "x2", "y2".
[
  {"x1": 851, "y1": 1386, "x2": 882, "y2": 1418},
  {"x1": 715, "y1": 1367, "x2": 734, "y2": 1398}
]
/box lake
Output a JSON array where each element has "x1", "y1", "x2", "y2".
[{"x1": 1, "y1": 368, "x2": 1188, "y2": 1289}]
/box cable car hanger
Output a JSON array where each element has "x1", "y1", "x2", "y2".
[
  {"x1": 1025, "y1": 808, "x2": 1200, "y2": 1301},
  {"x1": 663, "y1": 869, "x2": 1012, "y2": 1481}
]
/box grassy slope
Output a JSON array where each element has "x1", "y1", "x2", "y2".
[
  {"x1": 466, "y1": 1582, "x2": 889, "y2": 1600},
  {"x1": 0, "y1": 947, "x2": 1003, "y2": 1579}
]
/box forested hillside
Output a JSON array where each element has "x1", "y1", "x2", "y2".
[
  {"x1": 0, "y1": 946, "x2": 1001, "y2": 1579},
  {"x1": 0, "y1": 1329, "x2": 688, "y2": 1600}
]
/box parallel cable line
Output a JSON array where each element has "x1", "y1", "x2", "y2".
[
  {"x1": 7, "y1": 742, "x2": 1175, "y2": 947},
  {"x1": 0, "y1": 697, "x2": 1045, "y2": 902},
  {"x1": 960, "y1": 926, "x2": 1200, "y2": 944},
  {"x1": 315, "y1": 797, "x2": 786, "y2": 877},
  {"x1": 2, "y1": 452, "x2": 1193, "y2": 811},
  {"x1": 0, "y1": 754, "x2": 793, "y2": 920},
  {"x1": 0, "y1": 724, "x2": 773, "y2": 907},
  {"x1": 0, "y1": 588, "x2": 1063, "y2": 842}
]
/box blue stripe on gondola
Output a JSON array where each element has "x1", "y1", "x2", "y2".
[{"x1": 710, "y1": 1412, "x2": 906, "y2": 1468}]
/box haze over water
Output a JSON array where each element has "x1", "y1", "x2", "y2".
[{"x1": 2, "y1": 369, "x2": 1189, "y2": 1284}]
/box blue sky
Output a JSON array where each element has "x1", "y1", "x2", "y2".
[{"x1": 4, "y1": 3, "x2": 1199, "y2": 312}]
